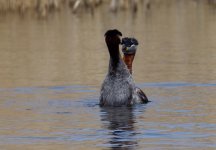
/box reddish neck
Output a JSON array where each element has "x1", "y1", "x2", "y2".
[{"x1": 123, "y1": 54, "x2": 135, "y2": 74}]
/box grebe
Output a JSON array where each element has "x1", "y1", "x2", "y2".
[{"x1": 99, "y1": 29, "x2": 148, "y2": 107}]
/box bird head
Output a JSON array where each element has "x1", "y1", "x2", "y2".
[
  {"x1": 121, "y1": 37, "x2": 139, "y2": 55},
  {"x1": 104, "y1": 29, "x2": 122, "y2": 47}
]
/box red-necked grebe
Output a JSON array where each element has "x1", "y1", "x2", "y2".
[{"x1": 99, "y1": 29, "x2": 148, "y2": 107}]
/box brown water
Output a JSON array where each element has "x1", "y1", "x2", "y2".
[{"x1": 0, "y1": 1, "x2": 216, "y2": 150}]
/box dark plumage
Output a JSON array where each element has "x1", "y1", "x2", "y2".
[
  {"x1": 104, "y1": 29, "x2": 122, "y2": 37},
  {"x1": 122, "y1": 37, "x2": 138, "y2": 47}
]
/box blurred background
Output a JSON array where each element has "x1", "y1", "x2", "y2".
[
  {"x1": 0, "y1": 0, "x2": 216, "y2": 88},
  {"x1": 0, "y1": 1, "x2": 216, "y2": 150}
]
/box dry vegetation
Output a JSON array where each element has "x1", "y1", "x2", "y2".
[
  {"x1": 0, "y1": 0, "x2": 215, "y2": 17},
  {"x1": 0, "y1": 0, "x2": 67, "y2": 16}
]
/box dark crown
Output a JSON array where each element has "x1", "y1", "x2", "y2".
[{"x1": 104, "y1": 29, "x2": 122, "y2": 37}]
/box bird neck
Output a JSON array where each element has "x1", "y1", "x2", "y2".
[
  {"x1": 123, "y1": 54, "x2": 135, "y2": 74},
  {"x1": 107, "y1": 44, "x2": 121, "y2": 71}
]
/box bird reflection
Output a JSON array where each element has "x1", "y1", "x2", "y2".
[{"x1": 100, "y1": 107, "x2": 137, "y2": 150}]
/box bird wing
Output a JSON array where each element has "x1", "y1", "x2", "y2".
[{"x1": 135, "y1": 87, "x2": 149, "y2": 103}]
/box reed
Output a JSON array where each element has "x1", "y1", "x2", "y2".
[
  {"x1": 0, "y1": 0, "x2": 102, "y2": 12},
  {"x1": 0, "y1": 0, "x2": 215, "y2": 17},
  {"x1": 0, "y1": 0, "x2": 66, "y2": 17}
]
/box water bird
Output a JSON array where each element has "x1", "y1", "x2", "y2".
[{"x1": 99, "y1": 29, "x2": 148, "y2": 107}]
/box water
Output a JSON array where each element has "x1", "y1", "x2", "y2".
[{"x1": 0, "y1": 1, "x2": 216, "y2": 150}]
